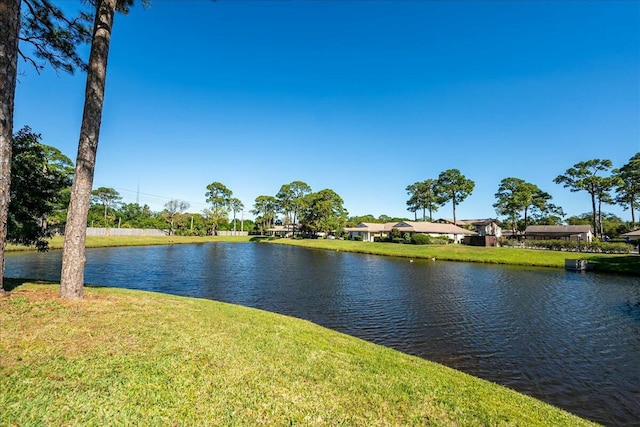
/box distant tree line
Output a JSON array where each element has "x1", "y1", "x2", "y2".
[{"x1": 405, "y1": 154, "x2": 639, "y2": 238}]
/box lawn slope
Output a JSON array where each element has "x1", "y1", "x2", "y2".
[{"x1": 1, "y1": 282, "x2": 596, "y2": 426}]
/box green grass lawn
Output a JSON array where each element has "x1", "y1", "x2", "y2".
[
  {"x1": 265, "y1": 238, "x2": 640, "y2": 276},
  {"x1": 1, "y1": 281, "x2": 597, "y2": 426},
  {"x1": 6, "y1": 234, "x2": 252, "y2": 252}
]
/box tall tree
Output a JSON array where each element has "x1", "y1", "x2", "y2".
[
  {"x1": 163, "y1": 199, "x2": 189, "y2": 236},
  {"x1": 91, "y1": 186, "x2": 121, "y2": 228},
  {"x1": 493, "y1": 177, "x2": 559, "y2": 231},
  {"x1": 1, "y1": 0, "x2": 89, "y2": 293},
  {"x1": 615, "y1": 152, "x2": 640, "y2": 224},
  {"x1": 493, "y1": 177, "x2": 527, "y2": 232},
  {"x1": 436, "y1": 169, "x2": 474, "y2": 225},
  {"x1": 0, "y1": 0, "x2": 21, "y2": 292},
  {"x1": 406, "y1": 179, "x2": 441, "y2": 221},
  {"x1": 9, "y1": 126, "x2": 73, "y2": 250},
  {"x1": 251, "y1": 195, "x2": 278, "y2": 234},
  {"x1": 205, "y1": 181, "x2": 232, "y2": 235},
  {"x1": 60, "y1": 0, "x2": 137, "y2": 299},
  {"x1": 300, "y1": 189, "x2": 348, "y2": 236},
  {"x1": 276, "y1": 181, "x2": 311, "y2": 234},
  {"x1": 554, "y1": 159, "x2": 613, "y2": 237},
  {"x1": 229, "y1": 197, "x2": 244, "y2": 233}
]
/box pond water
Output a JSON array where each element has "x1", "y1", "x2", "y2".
[{"x1": 5, "y1": 243, "x2": 640, "y2": 426}]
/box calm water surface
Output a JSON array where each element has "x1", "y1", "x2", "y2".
[{"x1": 6, "y1": 243, "x2": 640, "y2": 426}]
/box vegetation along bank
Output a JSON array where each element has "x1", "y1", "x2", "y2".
[{"x1": 265, "y1": 238, "x2": 640, "y2": 276}]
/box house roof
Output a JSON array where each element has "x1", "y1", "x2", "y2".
[
  {"x1": 393, "y1": 221, "x2": 476, "y2": 235},
  {"x1": 524, "y1": 225, "x2": 592, "y2": 235},
  {"x1": 267, "y1": 224, "x2": 297, "y2": 232},
  {"x1": 344, "y1": 222, "x2": 396, "y2": 233},
  {"x1": 621, "y1": 229, "x2": 640, "y2": 237},
  {"x1": 439, "y1": 218, "x2": 501, "y2": 226}
]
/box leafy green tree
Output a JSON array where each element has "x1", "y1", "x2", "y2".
[
  {"x1": 528, "y1": 201, "x2": 565, "y2": 226},
  {"x1": 61, "y1": 0, "x2": 143, "y2": 299},
  {"x1": 300, "y1": 189, "x2": 348, "y2": 237},
  {"x1": 554, "y1": 159, "x2": 614, "y2": 237},
  {"x1": 116, "y1": 202, "x2": 160, "y2": 228},
  {"x1": 346, "y1": 214, "x2": 378, "y2": 227},
  {"x1": 406, "y1": 179, "x2": 442, "y2": 221},
  {"x1": 163, "y1": 199, "x2": 189, "y2": 236},
  {"x1": 494, "y1": 178, "x2": 561, "y2": 232},
  {"x1": 252, "y1": 195, "x2": 278, "y2": 234},
  {"x1": 493, "y1": 177, "x2": 525, "y2": 232},
  {"x1": 8, "y1": 127, "x2": 73, "y2": 250},
  {"x1": 204, "y1": 181, "x2": 232, "y2": 235},
  {"x1": 436, "y1": 169, "x2": 475, "y2": 225},
  {"x1": 567, "y1": 212, "x2": 629, "y2": 238},
  {"x1": 615, "y1": 153, "x2": 640, "y2": 224},
  {"x1": 229, "y1": 197, "x2": 244, "y2": 233},
  {"x1": 1, "y1": 0, "x2": 91, "y2": 293},
  {"x1": 91, "y1": 187, "x2": 121, "y2": 228},
  {"x1": 276, "y1": 181, "x2": 312, "y2": 233}
]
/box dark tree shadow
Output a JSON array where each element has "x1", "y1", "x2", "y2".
[
  {"x1": 3, "y1": 277, "x2": 56, "y2": 292},
  {"x1": 587, "y1": 256, "x2": 640, "y2": 276}
]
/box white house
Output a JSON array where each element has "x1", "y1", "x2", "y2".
[
  {"x1": 392, "y1": 221, "x2": 476, "y2": 244},
  {"x1": 439, "y1": 218, "x2": 502, "y2": 237},
  {"x1": 344, "y1": 222, "x2": 397, "y2": 242}
]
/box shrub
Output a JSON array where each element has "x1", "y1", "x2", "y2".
[
  {"x1": 392, "y1": 237, "x2": 404, "y2": 244},
  {"x1": 522, "y1": 239, "x2": 632, "y2": 254},
  {"x1": 353, "y1": 235, "x2": 363, "y2": 241},
  {"x1": 431, "y1": 236, "x2": 451, "y2": 245},
  {"x1": 412, "y1": 234, "x2": 431, "y2": 245}
]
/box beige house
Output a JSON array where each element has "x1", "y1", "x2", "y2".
[
  {"x1": 392, "y1": 221, "x2": 476, "y2": 244},
  {"x1": 621, "y1": 229, "x2": 640, "y2": 238},
  {"x1": 345, "y1": 222, "x2": 397, "y2": 242},
  {"x1": 267, "y1": 224, "x2": 297, "y2": 237},
  {"x1": 439, "y1": 218, "x2": 502, "y2": 237},
  {"x1": 524, "y1": 225, "x2": 593, "y2": 242}
]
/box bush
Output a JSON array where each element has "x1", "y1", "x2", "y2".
[
  {"x1": 431, "y1": 236, "x2": 451, "y2": 245},
  {"x1": 412, "y1": 234, "x2": 431, "y2": 245},
  {"x1": 392, "y1": 237, "x2": 404, "y2": 244},
  {"x1": 523, "y1": 239, "x2": 632, "y2": 254},
  {"x1": 353, "y1": 235, "x2": 363, "y2": 241}
]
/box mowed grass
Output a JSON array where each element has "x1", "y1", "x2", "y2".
[
  {"x1": 266, "y1": 238, "x2": 640, "y2": 275},
  {"x1": 6, "y1": 234, "x2": 252, "y2": 252},
  {"x1": 0, "y1": 282, "x2": 596, "y2": 426}
]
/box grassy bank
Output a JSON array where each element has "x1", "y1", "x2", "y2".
[
  {"x1": 6, "y1": 235, "x2": 252, "y2": 252},
  {"x1": 0, "y1": 282, "x2": 595, "y2": 426},
  {"x1": 265, "y1": 238, "x2": 640, "y2": 276}
]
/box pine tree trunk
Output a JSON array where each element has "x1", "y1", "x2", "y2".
[
  {"x1": 452, "y1": 194, "x2": 457, "y2": 225},
  {"x1": 60, "y1": 0, "x2": 117, "y2": 299},
  {"x1": 0, "y1": 0, "x2": 21, "y2": 293},
  {"x1": 590, "y1": 193, "x2": 597, "y2": 238}
]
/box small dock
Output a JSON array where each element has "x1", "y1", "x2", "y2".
[{"x1": 565, "y1": 259, "x2": 593, "y2": 271}]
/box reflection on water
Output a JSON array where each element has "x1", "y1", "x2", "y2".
[{"x1": 6, "y1": 243, "x2": 640, "y2": 426}]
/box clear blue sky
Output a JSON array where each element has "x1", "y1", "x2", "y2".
[{"x1": 13, "y1": 0, "x2": 640, "y2": 221}]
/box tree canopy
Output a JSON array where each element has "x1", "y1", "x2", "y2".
[
  {"x1": 300, "y1": 189, "x2": 348, "y2": 236},
  {"x1": 554, "y1": 159, "x2": 614, "y2": 237},
  {"x1": 8, "y1": 126, "x2": 73, "y2": 250},
  {"x1": 614, "y1": 152, "x2": 640, "y2": 225},
  {"x1": 436, "y1": 169, "x2": 475, "y2": 225},
  {"x1": 406, "y1": 179, "x2": 442, "y2": 221},
  {"x1": 204, "y1": 181, "x2": 233, "y2": 234}
]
